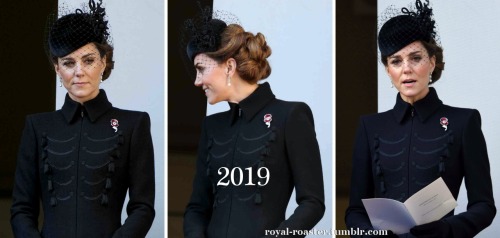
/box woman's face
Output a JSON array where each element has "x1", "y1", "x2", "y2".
[
  {"x1": 55, "y1": 43, "x2": 106, "y2": 104},
  {"x1": 193, "y1": 53, "x2": 230, "y2": 105},
  {"x1": 386, "y1": 41, "x2": 435, "y2": 104}
]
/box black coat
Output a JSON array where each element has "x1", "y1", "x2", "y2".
[
  {"x1": 183, "y1": 83, "x2": 325, "y2": 238},
  {"x1": 345, "y1": 88, "x2": 496, "y2": 237},
  {"x1": 11, "y1": 90, "x2": 155, "y2": 238}
]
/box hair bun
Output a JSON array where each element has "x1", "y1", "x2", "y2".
[
  {"x1": 242, "y1": 32, "x2": 272, "y2": 80},
  {"x1": 202, "y1": 23, "x2": 272, "y2": 82}
]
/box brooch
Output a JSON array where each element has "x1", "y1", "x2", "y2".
[
  {"x1": 263, "y1": 114, "x2": 272, "y2": 128},
  {"x1": 111, "y1": 119, "x2": 119, "y2": 132},
  {"x1": 440, "y1": 117, "x2": 448, "y2": 131}
]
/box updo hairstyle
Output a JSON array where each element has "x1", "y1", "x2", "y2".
[{"x1": 206, "y1": 24, "x2": 272, "y2": 83}]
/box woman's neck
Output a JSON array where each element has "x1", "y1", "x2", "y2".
[
  {"x1": 400, "y1": 87, "x2": 430, "y2": 105},
  {"x1": 228, "y1": 79, "x2": 259, "y2": 104}
]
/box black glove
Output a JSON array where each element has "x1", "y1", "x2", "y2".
[{"x1": 410, "y1": 220, "x2": 451, "y2": 238}]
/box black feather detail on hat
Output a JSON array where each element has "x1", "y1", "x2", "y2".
[
  {"x1": 178, "y1": 2, "x2": 240, "y2": 81},
  {"x1": 378, "y1": 0, "x2": 436, "y2": 57},
  {"x1": 48, "y1": 0, "x2": 110, "y2": 58},
  {"x1": 184, "y1": 2, "x2": 227, "y2": 62}
]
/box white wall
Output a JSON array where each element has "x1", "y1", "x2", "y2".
[
  {"x1": 209, "y1": 0, "x2": 333, "y2": 236},
  {"x1": 378, "y1": 1, "x2": 499, "y2": 237},
  {"x1": 56, "y1": 1, "x2": 164, "y2": 237}
]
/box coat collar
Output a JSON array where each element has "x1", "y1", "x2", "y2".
[
  {"x1": 61, "y1": 89, "x2": 113, "y2": 123},
  {"x1": 393, "y1": 87, "x2": 443, "y2": 123},
  {"x1": 228, "y1": 82, "x2": 276, "y2": 125}
]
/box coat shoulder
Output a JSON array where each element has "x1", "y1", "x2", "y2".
[
  {"x1": 112, "y1": 108, "x2": 150, "y2": 120},
  {"x1": 268, "y1": 99, "x2": 313, "y2": 117},
  {"x1": 26, "y1": 111, "x2": 63, "y2": 126},
  {"x1": 441, "y1": 104, "x2": 479, "y2": 117},
  {"x1": 273, "y1": 99, "x2": 310, "y2": 109},
  {"x1": 358, "y1": 110, "x2": 393, "y2": 125}
]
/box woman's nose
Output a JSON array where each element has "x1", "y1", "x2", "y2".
[
  {"x1": 74, "y1": 62, "x2": 84, "y2": 77},
  {"x1": 194, "y1": 76, "x2": 202, "y2": 87},
  {"x1": 402, "y1": 60, "x2": 412, "y2": 73}
]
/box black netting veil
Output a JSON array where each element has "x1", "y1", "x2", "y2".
[
  {"x1": 378, "y1": 0, "x2": 438, "y2": 58},
  {"x1": 46, "y1": 0, "x2": 111, "y2": 60},
  {"x1": 179, "y1": 2, "x2": 240, "y2": 81}
]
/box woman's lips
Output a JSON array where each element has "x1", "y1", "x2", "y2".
[{"x1": 402, "y1": 79, "x2": 416, "y2": 86}]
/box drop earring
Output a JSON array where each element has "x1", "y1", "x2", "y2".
[
  {"x1": 59, "y1": 77, "x2": 62, "y2": 87},
  {"x1": 429, "y1": 73, "x2": 433, "y2": 83},
  {"x1": 390, "y1": 82, "x2": 394, "y2": 88},
  {"x1": 100, "y1": 72, "x2": 104, "y2": 83}
]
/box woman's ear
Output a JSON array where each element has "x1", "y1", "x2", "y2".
[
  {"x1": 226, "y1": 58, "x2": 237, "y2": 75},
  {"x1": 101, "y1": 55, "x2": 107, "y2": 70},
  {"x1": 430, "y1": 55, "x2": 436, "y2": 72},
  {"x1": 54, "y1": 63, "x2": 60, "y2": 75}
]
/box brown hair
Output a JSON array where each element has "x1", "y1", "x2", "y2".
[
  {"x1": 51, "y1": 42, "x2": 115, "y2": 81},
  {"x1": 381, "y1": 39, "x2": 444, "y2": 84},
  {"x1": 206, "y1": 24, "x2": 272, "y2": 83}
]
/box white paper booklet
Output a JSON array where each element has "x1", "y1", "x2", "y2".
[{"x1": 362, "y1": 177, "x2": 457, "y2": 235}]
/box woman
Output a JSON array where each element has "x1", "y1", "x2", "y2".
[
  {"x1": 182, "y1": 9, "x2": 325, "y2": 238},
  {"x1": 10, "y1": 1, "x2": 155, "y2": 237},
  {"x1": 345, "y1": 1, "x2": 495, "y2": 237}
]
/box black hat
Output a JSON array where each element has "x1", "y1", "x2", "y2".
[
  {"x1": 186, "y1": 19, "x2": 227, "y2": 62},
  {"x1": 378, "y1": 0, "x2": 436, "y2": 57},
  {"x1": 48, "y1": 0, "x2": 110, "y2": 58},
  {"x1": 179, "y1": 3, "x2": 240, "y2": 81}
]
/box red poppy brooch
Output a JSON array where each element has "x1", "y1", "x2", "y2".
[
  {"x1": 111, "y1": 119, "x2": 119, "y2": 132},
  {"x1": 440, "y1": 117, "x2": 448, "y2": 131},
  {"x1": 263, "y1": 114, "x2": 272, "y2": 128}
]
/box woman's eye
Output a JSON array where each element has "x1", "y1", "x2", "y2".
[
  {"x1": 390, "y1": 59, "x2": 401, "y2": 66},
  {"x1": 411, "y1": 56, "x2": 422, "y2": 62},
  {"x1": 63, "y1": 61, "x2": 75, "y2": 67},
  {"x1": 84, "y1": 58, "x2": 95, "y2": 65}
]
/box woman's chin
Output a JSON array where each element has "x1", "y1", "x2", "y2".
[{"x1": 207, "y1": 97, "x2": 222, "y2": 105}]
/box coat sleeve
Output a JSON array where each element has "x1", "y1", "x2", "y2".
[
  {"x1": 273, "y1": 102, "x2": 325, "y2": 233},
  {"x1": 443, "y1": 110, "x2": 496, "y2": 237},
  {"x1": 113, "y1": 112, "x2": 155, "y2": 238},
  {"x1": 184, "y1": 118, "x2": 213, "y2": 238},
  {"x1": 345, "y1": 117, "x2": 378, "y2": 237},
  {"x1": 10, "y1": 116, "x2": 42, "y2": 237}
]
